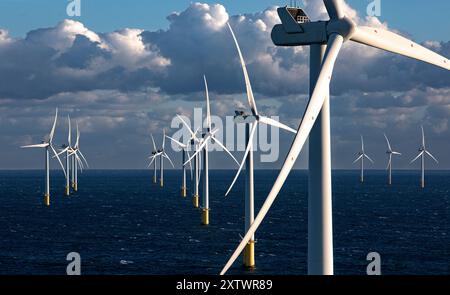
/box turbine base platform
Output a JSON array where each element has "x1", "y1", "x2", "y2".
[
  {"x1": 160, "y1": 180, "x2": 164, "y2": 188},
  {"x1": 153, "y1": 176, "x2": 157, "y2": 184},
  {"x1": 74, "y1": 183, "x2": 78, "y2": 192},
  {"x1": 181, "y1": 187, "x2": 187, "y2": 197},
  {"x1": 65, "y1": 186, "x2": 70, "y2": 196},
  {"x1": 193, "y1": 195, "x2": 199, "y2": 208},
  {"x1": 201, "y1": 208, "x2": 209, "y2": 225},
  {"x1": 44, "y1": 194, "x2": 50, "y2": 206},
  {"x1": 243, "y1": 240, "x2": 255, "y2": 268}
]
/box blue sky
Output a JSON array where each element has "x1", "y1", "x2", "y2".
[{"x1": 1, "y1": 0, "x2": 449, "y2": 41}]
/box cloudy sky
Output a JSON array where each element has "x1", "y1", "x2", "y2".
[{"x1": 0, "y1": 0, "x2": 449, "y2": 170}]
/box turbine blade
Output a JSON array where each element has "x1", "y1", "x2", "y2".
[
  {"x1": 163, "y1": 152, "x2": 175, "y2": 168},
  {"x1": 425, "y1": 150, "x2": 439, "y2": 164},
  {"x1": 227, "y1": 23, "x2": 259, "y2": 116},
  {"x1": 225, "y1": 122, "x2": 258, "y2": 197},
  {"x1": 384, "y1": 133, "x2": 392, "y2": 151},
  {"x1": 323, "y1": 0, "x2": 345, "y2": 20},
  {"x1": 386, "y1": 155, "x2": 392, "y2": 170},
  {"x1": 392, "y1": 151, "x2": 402, "y2": 155},
  {"x1": 162, "y1": 129, "x2": 166, "y2": 150},
  {"x1": 21, "y1": 143, "x2": 49, "y2": 148},
  {"x1": 410, "y1": 151, "x2": 424, "y2": 164},
  {"x1": 151, "y1": 134, "x2": 157, "y2": 151},
  {"x1": 258, "y1": 116, "x2": 297, "y2": 134},
  {"x1": 166, "y1": 135, "x2": 187, "y2": 149},
  {"x1": 353, "y1": 154, "x2": 363, "y2": 164},
  {"x1": 68, "y1": 115, "x2": 71, "y2": 146},
  {"x1": 75, "y1": 121, "x2": 80, "y2": 148},
  {"x1": 219, "y1": 34, "x2": 344, "y2": 275},
  {"x1": 351, "y1": 26, "x2": 450, "y2": 71},
  {"x1": 51, "y1": 144, "x2": 67, "y2": 178},
  {"x1": 361, "y1": 135, "x2": 364, "y2": 152},
  {"x1": 49, "y1": 108, "x2": 58, "y2": 143},
  {"x1": 176, "y1": 115, "x2": 197, "y2": 141},
  {"x1": 421, "y1": 125, "x2": 425, "y2": 148},
  {"x1": 184, "y1": 137, "x2": 209, "y2": 166},
  {"x1": 365, "y1": 154, "x2": 375, "y2": 164},
  {"x1": 148, "y1": 156, "x2": 156, "y2": 168},
  {"x1": 78, "y1": 150, "x2": 89, "y2": 168},
  {"x1": 186, "y1": 150, "x2": 193, "y2": 180},
  {"x1": 211, "y1": 135, "x2": 239, "y2": 166},
  {"x1": 204, "y1": 75, "x2": 212, "y2": 130}
]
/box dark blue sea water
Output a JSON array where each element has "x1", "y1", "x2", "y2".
[{"x1": 0, "y1": 170, "x2": 448, "y2": 275}]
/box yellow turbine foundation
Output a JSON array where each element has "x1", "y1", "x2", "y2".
[
  {"x1": 193, "y1": 195, "x2": 199, "y2": 208},
  {"x1": 74, "y1": 183, "x2": 78, "y2": 192},
  {"x1": 160, "y1": 179, "x2": 164, "y2": 187},
  {"x1": 153, "y1": 176, "x2": 157, "y2": 184},
  {"x1": 201, "y1": 208, "x2": 209, "y2": 225},
  {"x1": 243, "y1": 240, "x2": 255, "y2": 268},
  {"x1": 71, "y1": 182, "x2": 74, "y2": 188},
  {"x1": 44, "y1": 194, "x2": 50, "y2": 206},
  {"x1": 181, "y1": 187, "x2": 187, "y2": 197},
  {"x1": 65, "y1": 186, "x2": 70, "y2": 196}
]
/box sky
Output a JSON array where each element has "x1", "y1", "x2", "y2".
[{"x1": 0, "y1": 0, "x2": 449, "y2": 170}]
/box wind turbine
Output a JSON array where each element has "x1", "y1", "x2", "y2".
[
  {"x1": 166, "y1": 134, "x2": 193, "y2": 197},
  {"x1": 177, "y1": 115, "x2": 203, "y2": 207},
  {"x1": 384, "y1": 133, "x2": 401, "y2": 185},
  {"x1": 21, "y1": 108, "x2": 66, "y2": 206},
  {"x1": 184, "y1": 76, "x2": 239, "y2": 225},
  {"x1": 220, "y1": 0, "x2": 449, "y2": 275},
  {"x1": 410, "y1": 126, "x2": 438, "y2": 188},
  {"x1": 148, "y1": 134, "x2": 161, "y2": 184},
  {"x1": 158, "y1": 129, "x2": 175, "y2": 188},
  {"x1": 353, "y1": 136, "x2": 374, "y2": 183},
  {"x1": 225, "y1": 23, "x2": 297, "y2": 268},
  {"x1": 58, "y1": 115, "x2": 72, "y2": 196},
  {"x1": 68, "y1": 122, "x2": 89, "y2": 192}
]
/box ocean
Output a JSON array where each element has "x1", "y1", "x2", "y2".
[{"x1": 0, "y1": 170, "x2": 448, "y2": 275}]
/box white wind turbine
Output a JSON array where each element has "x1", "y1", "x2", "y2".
[
  {"x1": 410, "y1": 126, "x2": 438, "y2": 188},
  {"x1": 220, "y1": 0, "x2": 449, "y2": 275},
  {"x1": 165, "y1": 134, "x2": 193, "y2": 197},
  {"x1": 353, "y1": 136, "x2": 374, "y2": 183},
  {"x1": 157, "y1": 129, "x2": 175, "y2": 188},
  {"x1": 177, "y1": 115, "x2": 203, "y2": 208},
  {"x1": 148, "y1": 134, "x2": 161, "y2": 184},
  {"x1": 384, "y1": 133, "x2": 401, "y2": 185},
  {"x1": 58, "y1": 115, "x2": 72, "y2": 196},
  {"x1": 184, "y1": 75, "x2": 239, "y2": 225},
  {"x1": 225, "y1": 23, "x2": 297, "y2": 268},
  {"x1": 21, "y1": 108, "x2": 66, "y2": 206},
  {"x1": 68, "y1": 122, "x2": 89, "y2": 192}
]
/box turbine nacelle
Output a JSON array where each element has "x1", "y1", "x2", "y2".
[
  {"x1": 233, "y1": 110, "x2": 257, "y2": 124},
  {"x1": 272, "y1": 6, "x2": 356, "y2": 47}
]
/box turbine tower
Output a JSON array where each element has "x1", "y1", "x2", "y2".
[
  {"x1": 177, "y1": 115, "x2": 203, "y2": 208},
  {"x1": 384, "y1": 133, "x2": 401, "y2": 185},
  {"x1": 149, "y1": 134, "x2": 161, "y2": 184},
  {"x1": 226, "y1": 23, "x2": 297, "y2": 268},
  {"x1": 68, "y1": 122, "x2": 89, "y2": 192},
  {"x1": 157, "y1": 130, "x2": 174, "y2": 188},
  {"x1": 21, "y1": 108, "x2": 66, "y2": 206},
  {"x1": 353, "y1": 136, "x2": 374, "y2": 183},
  {"x1": 185, "y1": 76, "x2": 238, "y2": 225},
  {"x1": 410, "y1": 126, "x2": 438, "y2": 188},
  {"x1": 58, "y1": 115, "x2": 72, "y2": 196},
  {"x1": 166, "y1": 134, "x2": 193, "y2": 197},
  {"x1": 220, "y1": 0, "x2": 449, "y2": 275}
]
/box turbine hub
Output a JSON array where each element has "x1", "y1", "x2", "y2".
[{"x1": 326, "y1": 16, "x2": 356, "y2": 41}]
